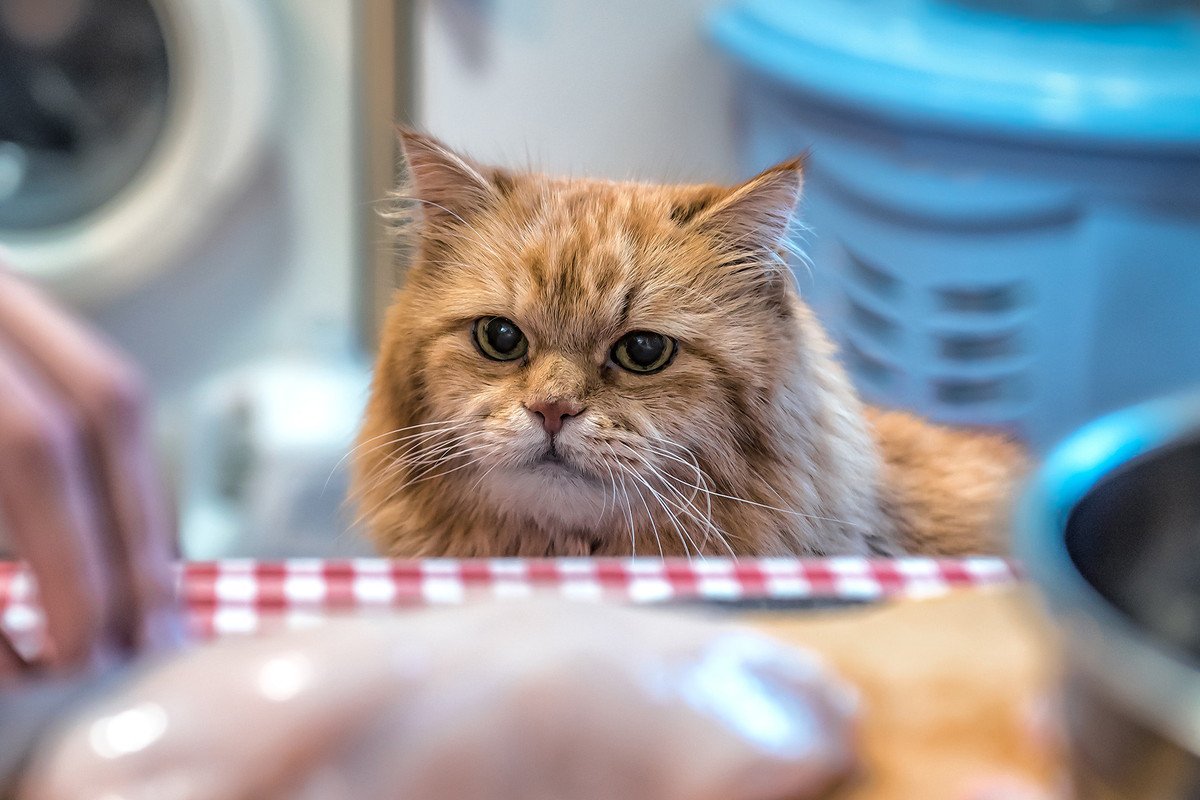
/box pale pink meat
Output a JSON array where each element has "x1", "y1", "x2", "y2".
[{"x1": 21, "y1": 600, "x2": 857, "y2": 800}]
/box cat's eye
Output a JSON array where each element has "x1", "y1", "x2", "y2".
[
  {"x1": 611, "y1": 331, "x2": 675, "y2": 374},
  {"x1": 473, "y1": 316, "x2": 528, "y2": 361}
]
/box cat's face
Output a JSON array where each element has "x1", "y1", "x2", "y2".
[{"x1": 360, "y1": 131, "x2": 808, "y2": 553}]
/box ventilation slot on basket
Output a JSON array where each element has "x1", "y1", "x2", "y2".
[
  {"x1": 848, "y1": 299, "x2": 899, "y2": 344},
  {"x1": 845, "y1": 247, "x2": 900, "y2": 298},
  {"x1": 935, "y1": 379, "x2": 1005, "y2": 405},
  {"x1": 845, "y1": 340, "x2": 896, "y2": 390},
  {"x1": 937, "y1": 285, "x2": 1019, "y2": 314},
  {"x1": 927, "y1": 280, "x2": 1029, "y2": 408},
  {"x1": 939, "y1": 333, "x2": 1017, "y2": 361}
]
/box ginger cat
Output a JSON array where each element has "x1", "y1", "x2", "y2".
[{"x1": 352, "y1": 130, "x2": 1024, "y2": 558}]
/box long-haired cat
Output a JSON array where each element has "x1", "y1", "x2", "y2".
[{"x1": 352, "y1": 130, "x2": 1024, "y2": 558}]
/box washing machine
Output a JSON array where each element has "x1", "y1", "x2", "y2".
[{"x1": 0, "y1": 0, "x2": 416, "y2": 557}]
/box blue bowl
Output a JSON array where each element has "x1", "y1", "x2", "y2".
[{"x1": 1018, "y1": 390, "x2": 1200, "y2": 796}]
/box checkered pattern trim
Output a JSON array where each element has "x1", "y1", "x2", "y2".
[{"x1": 0, "y1": 558, "x2": 1018, "y2": 658}]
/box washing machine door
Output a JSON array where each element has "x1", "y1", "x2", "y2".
[{"x1": 0, "y1": 0, "x2": 275, "y2": 304}]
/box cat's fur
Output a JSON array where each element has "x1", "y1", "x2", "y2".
[{"x1": 353, "y1": 130, "x2": 1024, "y2": 558}]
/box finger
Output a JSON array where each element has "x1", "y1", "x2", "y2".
[
  {"x1": 0, "y1": 271, "x2": 178, "y2": 652},
  {"x1": 0, "y1": 628, "x2": 29, "y2": 675},
  {"x1": 0, "y1": 336, "x2": 113, "y2": 668}
]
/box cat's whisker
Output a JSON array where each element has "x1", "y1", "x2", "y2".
[
  {"x1": 386, "y1": 426, "x2": 480, "y2": 461},
  {"x1": 359, "y1": 431, "x2": 485, "y2": 497},
  {"x1": 613, "y1": 461, "x2": 640, "y2": 558},
  {"x1": 324, "y1": 419, "x2": 475, "y2": 495},
  {"x1": 639, "y1": 441, "x2": 708, "y2": 505},
  {"x1": 465, "y1": 453, "x2": 505, "y2": 495},
  {"x1": 782, "y1": 216, "x2": 816, "y2": 286},
  {"x1": 644, "y1": 435, "x2": 841, "y2": 535},
  {"x1": 597, "y1": 456, "x2": 616, "y2": 524},
  {"x1": 659, "y1": 482, "x2": 707, "y2": 561},
  {"x1": 341, "y1": 423, "x2": 477, "y2": 488},
  {"x1": 609, "y1": 444, "x2": 693, "y2": 560},
  {"x1": 364, "y1": 429, "x2": 477, "y2": 480},
  {"x1": 630, "y1": 450, "x2": 736, "y2": 560},
  {"x1": 382, "y1": 418, "x2": 479, "y2": 433},
  {"x1": 407, "y1": 448, "x2": 498, "y2": 487},
  {"x1": 363, "y1": 431, "x2": 471, "y2": 482},
  {"x1": 609, "y1": 450, "x2": 638, "y2": 556},
  {"x1": 622, "y1": 446, "x2": 715, "y2": 556},
  {"x1": 400, "y1": 448, "x2": 494, "y2": 483},
  {"x1": 660, "y1": 470, "x2": 862, "y2": 529},
  {"x1": 403, "y1": 441, "x2": 495, "y2": 469},
  {"x1": 742, "y1": 460, "x2": 824, "y2": 522},
  {"x1": 355, "y1": 419, "x2": 476, "y2": 457},
  {"x1": 640, "y1": 439, "x2": 720, "y2": 525},
  {"x1": 355, "y1": 446, "x2": 498, "y2": 527},
  {"x1": 603, "y1": 444, "x2": 635, "y2": 553},
  {"x1": 652, "y1": 432, "x2": 846, "y2": 531},
  {"x1": 625, "y1": 466, "x2": 697, "y2": 562},
  {"x1": 624, "y1": 465, "x2": 666, "y2": 561},
  {"x1": 402, "y1": 443, "x2": 489, "y2": 484},
  {"x1": 654, "y1": 456, "x2": 732, "y2": 557},
  {"x1": 610, "y1": 450, "x2": 656, "y2": 560}
]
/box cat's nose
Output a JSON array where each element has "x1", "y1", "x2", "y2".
[{"x1": 525, "y1": 399, "x2": 585, "y2": 435}]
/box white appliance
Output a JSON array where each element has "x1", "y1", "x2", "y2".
[{"x1": 0, "y1": 0, "x2": 414, "y2": 557}]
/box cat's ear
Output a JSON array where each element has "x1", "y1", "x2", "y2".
[
  {"x1": 692, "y1": 156, "x2": 805, "y2": 253},
  {"x1": 396, "y1": 127, "x2": 510, "y2": 227}
]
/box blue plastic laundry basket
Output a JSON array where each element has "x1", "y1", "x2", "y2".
[{"x1": 710, "y1": 0, "x2": 1200, "y2": 448}]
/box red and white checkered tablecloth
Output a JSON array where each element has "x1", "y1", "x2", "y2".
[{"x1": 0, "y1": 558, "x2": 1019, "y2": 658}]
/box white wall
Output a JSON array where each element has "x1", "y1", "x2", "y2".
[{"x1": 417, "y1": 0, "x2": 742, "y2": 185}]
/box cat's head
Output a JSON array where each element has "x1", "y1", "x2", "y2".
[{"x1": 358, "y1": 130, "x2": 825, "y2": 555}]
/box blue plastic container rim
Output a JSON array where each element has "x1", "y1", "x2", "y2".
[
  {"x1": 709, "y1": 0, "x2": 1200, "y2": 150},
  {"x1": 1017, "y1": 389, "x2": 1200, "y2": 750}
]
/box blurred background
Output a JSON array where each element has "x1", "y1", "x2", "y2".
[{"x1": 0, "y1": 0, "x2": 1197, "y2": 558}]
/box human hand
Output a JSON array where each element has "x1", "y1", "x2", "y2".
[
  {"x1": 0, "y1": 265, "x2": 179, "y2": 673},
  {"x1": 21, "y1": 600, "x2": 858, "y2": 800}
]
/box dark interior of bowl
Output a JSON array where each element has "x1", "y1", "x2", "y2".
[{"x1": 1066, "y1": 434, "x2": 1200, "y2": 661}]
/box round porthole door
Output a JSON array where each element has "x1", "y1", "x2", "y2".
[{"x1": 0, "y1": 0, "x2": 276, "y2": 304}]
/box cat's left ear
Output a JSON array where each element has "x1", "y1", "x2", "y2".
[
  {"x1": 692, "y1": 156, "x2": 805, "y2": 254},
  {"x1": 396, "y1": 127, "x2": 513, "y2": 229}
]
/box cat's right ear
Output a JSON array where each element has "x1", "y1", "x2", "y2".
[
  {"x1": 396, "y1": 128, "x2": 508, "y2": 228},
  {"x1": 690, "y1": 156, "x2": 805, "y2": 255}
]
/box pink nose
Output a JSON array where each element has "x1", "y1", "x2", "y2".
[{"x1": 525, "y1": 399, "x2": 584, "y2": 435}]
